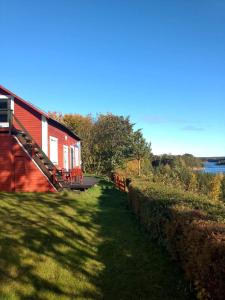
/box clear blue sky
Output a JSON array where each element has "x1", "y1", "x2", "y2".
[{"x1": 1, "y1": 0, "x2": 225, "y2": 156}]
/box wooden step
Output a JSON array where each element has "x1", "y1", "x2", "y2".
[
  {"x1": 34, "y1": 148, "x2": 40, "y2": 154},
  {"x1": 25, "y1": 137, "x2": 32, "y2": 143},
  {"x1": 56, "y1": 179, "x2": 65, "y2": 183},
  {"x1": 47, "y1": 166, "x2": 54, "y2": 171}
]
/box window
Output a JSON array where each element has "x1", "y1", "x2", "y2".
[{"x1": 0, "y1": 99, "x2": 9, "y2": 123}]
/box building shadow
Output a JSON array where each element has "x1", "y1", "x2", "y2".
[{"x1": 0, "y1": 191, "x2": 100, "y2": 299}]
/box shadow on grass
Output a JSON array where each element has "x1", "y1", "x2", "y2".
[
  {"x1": 0, "y1": 192, "x2": 99, "y2": 299},
  {"x1": 0, "y1": 182, "x2": 194, "y2": 299},
  {"x1": 92, "y1": 181, "x2": 194, "y2": 300}
]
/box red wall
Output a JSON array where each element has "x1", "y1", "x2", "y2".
[
  {"x1": 0, "y1": 135, "x2": 56, "y2": 192},
  {"x1": 0, "y1": 89, "x2": 80, "y2": 172},
  {"x1": 14, "y1": 99, "x2": 42, "y2": 146},
  {"x1": 13, "y1": 98, "x2": 79, "y2": 170},
  {"x1": 48, "y1": 119, "x2": 78, "y2": 169},
  {"x1": 0, "y1": 136, "x2": 13, "y2": 191}
]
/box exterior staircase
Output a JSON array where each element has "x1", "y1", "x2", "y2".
[{"x1": 11, "y1": 112, "x2": 69, "y2": 191}]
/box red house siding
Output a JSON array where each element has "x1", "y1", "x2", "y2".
[
  {"x1": 12, "y1": 97, "x2": 79, "y2": 170},
  {"x1": 48, "y1": 120, "x2": 78, "y2": 169},
  {"x1": 0, "y1": 135, "x2": 56, "y2": 192},
  {"x1": 0, "y1": 136, "x2": 13, "y2": 191},
  {"x1": 14, "y1": 99, "x2": 42, "y2": 146},
  {"x1": 0, "y1": 85, "x2": 81, "y2": 193}
]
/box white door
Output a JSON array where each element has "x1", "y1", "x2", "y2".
[
  {"x1": 63, "y1": 145, "x2": 69, "y2": 171},
  {"x1": 50, "y1": 136, "x2": 58, "y2": 165}
]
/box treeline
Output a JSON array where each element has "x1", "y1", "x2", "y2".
[
  {"x1": 152, "y1": 153, "x2": 203, "y2": 168},
  {"x1": 49, "y1": 112, "x2": 151, "y2": 175},
  {"x1": 50, "y1": 111, "x2": 225, "y2": 201},
  {"x1": 217, "y1": 159, "x2": 225, "y2": 165},
  {"x1": 153, "y1": 163, "x2": 225, "y2": 201}
]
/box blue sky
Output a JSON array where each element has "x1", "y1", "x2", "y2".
[{"x1": 1, "y1": 0, "x2": 225, "y2": 156}]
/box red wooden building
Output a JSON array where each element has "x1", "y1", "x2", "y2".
[{"x1": 0, "y1": 85, "x2": 82, "y2": 192}]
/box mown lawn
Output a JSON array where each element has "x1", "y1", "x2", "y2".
[{"x1": 0, "y1": 181, "x2": 193, "y2": 300}]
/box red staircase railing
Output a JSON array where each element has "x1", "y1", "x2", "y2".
[{"x1": 58, "y1": 168, "x2": 83, "y2": 184}]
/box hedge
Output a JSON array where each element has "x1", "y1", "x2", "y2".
[{"x1": 128, "y1": 182, "x2": 225, "y2": 300}]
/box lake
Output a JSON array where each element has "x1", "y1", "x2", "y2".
[{"x1": 203, "y1": 161, "x2": 225, "y2": 174}]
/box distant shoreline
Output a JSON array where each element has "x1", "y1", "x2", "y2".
[
  {"x1": 217, "y1": 161, "x2": 225, "y2": 166},
  {"x1": 193, "y1": 167, "x2": 204, "y2": 171}
]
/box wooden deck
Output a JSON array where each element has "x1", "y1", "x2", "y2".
[{"x1": 69, "y1": 176, "x2": 100, "y2": 190}]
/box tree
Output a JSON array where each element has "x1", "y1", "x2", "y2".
[
  {"x1": 221, "y1": 176, "x2": 225, "y2": 201},
  {"x1": 93, "y1": 114, "x2": 134, "y2": 174},
  {"x1": 131, "y1": 129, "x2": 151, "y2": 176},
  {"x1": 48, "y1": 111, "x2": 64, "y2": 123},
  {"x1": 49, "y1": 111, "x2": 152, "y2": 176},
  {"x1": 209, "y1": 173, "x2": 224, "y2": 201},
  {"x1": 188, "y1": 173, "x2": 198, "y2": 193}
]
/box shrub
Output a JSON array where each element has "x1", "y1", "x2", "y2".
[
  {"x1": 209, "y1": 173, "x2": 224, "y2": 201},
  {"x1": 128, "y1": 182, "x2": 225, "y2": 300}
]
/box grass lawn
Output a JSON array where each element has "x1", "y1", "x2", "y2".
[{"x1": 0, "y1": 181, "x2": 193, "y2": 300}]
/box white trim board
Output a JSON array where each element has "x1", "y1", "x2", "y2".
[
  {"x1": 42, "y1": 116, "x2": 48, "y2": 155},
  {"x1": 0, "y1": 95, "x2": 14, "y2": 127}
]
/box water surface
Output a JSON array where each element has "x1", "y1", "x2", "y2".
[{"x1": 203, "y1": 162, "x2": 225, "y2": 174}]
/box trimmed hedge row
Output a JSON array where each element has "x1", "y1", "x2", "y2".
[{"x1": 128, "y1": 182, "x2": 225, "y2": 300}]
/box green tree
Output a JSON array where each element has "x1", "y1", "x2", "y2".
[
  {"x1": 221, "y1": 176, "x2": 225, "y2": 201},
  {"x1": 188, "y1": 173, "x2": 198, "y2": 193},
  {"x1": 132, "y1": 129, "x2": 151, "y2": 176},
  {"x1": 93, "y1": 114, "x2": 134, "y2": 174},
  {"x1": 49, "y1": 111, "x2": 153, "y2": 176},
  {"x1": 48, "y1": 111, "x2": 64, "y2": 123},
  {"x1": 209, "y1": 173, "x2": 224, "y2": 201}
]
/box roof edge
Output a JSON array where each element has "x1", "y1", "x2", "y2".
[
  {"x1": 48, "y1": 117, "x2": 81, "y2": 141},
  {"x1": 0, "y1": 84, "x2": 81, "y2": 141}
]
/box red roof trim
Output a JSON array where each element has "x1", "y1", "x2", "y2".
[{"x1": 0, "y1": 85, "x2": 81, "y2": 141}]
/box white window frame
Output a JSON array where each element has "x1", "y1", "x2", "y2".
[
  {"x1": 49, "y1": 136, "x2": 58, "y2": 165},
  {"x1": 0, "y1": 95, "x2": 14, "y2": 127}
]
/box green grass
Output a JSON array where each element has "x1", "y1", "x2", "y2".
[{"x1": 0, "y1": 181, "x2": 193, "y2": 300}]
